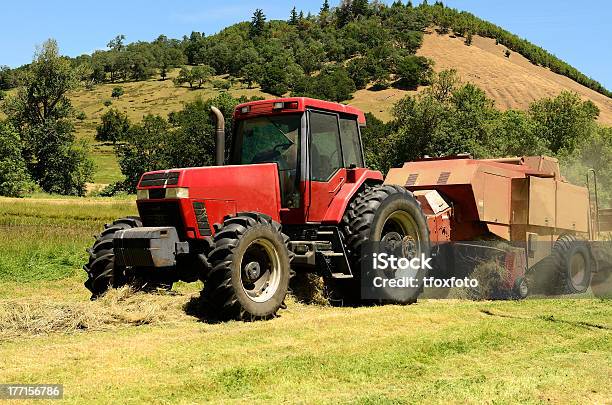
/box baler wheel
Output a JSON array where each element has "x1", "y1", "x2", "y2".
[
  {"x1": 332, "y1": 184, "x2": 431, "y2": 305},
  {"x1": 83, "y1": 216, "x2": 172, "y2": 299},
  {"x1": 513, "y1": 277, "x2": 529, "y2": 299},
  {"x1": 203, "y1": 212, "x2": 293, "y2": 321},
  {"x1": 551, "y1": 235, "x2": 592, "y2": 294}
]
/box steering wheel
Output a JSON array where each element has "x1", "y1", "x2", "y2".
[
  {"x1": 273, "y1": 143, "x2": 294, "y2": 153},
  {"x1": 329, "y1": 149, "x2": 339, "y2": 162}
]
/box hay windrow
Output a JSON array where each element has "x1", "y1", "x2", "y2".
[{"x1": 0, "y1": 287, "x2": 192, "y2": 340}]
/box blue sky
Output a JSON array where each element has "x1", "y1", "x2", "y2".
[{"x1": 0, "y1": 0, "x2": 610, "y2": 90}]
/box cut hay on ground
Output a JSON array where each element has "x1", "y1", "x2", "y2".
[{"x1": 0, "y1": 287, "x2": 191, "y2": 339}]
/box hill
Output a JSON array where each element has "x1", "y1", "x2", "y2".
[
  {"x1": 71, "y1": 31, "x2": 612, "y2": 158},
  {"x1": 349, "y1": 31, "x2": 612, "y2": 124}
]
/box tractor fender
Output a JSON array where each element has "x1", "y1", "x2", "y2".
[{"x1": 321, "y1": 169, "x2": 383, "y2": 224}]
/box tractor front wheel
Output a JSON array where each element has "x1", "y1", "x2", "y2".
[{"x1": 204, "y1": 213, "x2": 293, "y2": 321}]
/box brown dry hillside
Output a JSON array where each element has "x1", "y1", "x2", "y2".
[
  {"x1": 350, "y1": 31, "x2": 612, "y2": 124},
  {"x1": 419, "y1": 31, "x2": 612, "y2": 124}
]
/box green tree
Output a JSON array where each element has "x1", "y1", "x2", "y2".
[
  {"x1": 360, "y1": 112, "x2": 389, "y2": 172},
  {"x1": 529, "y1": 91, "x2": 599, "y2": 154},
  {"x1": 0, "y1": 121, "x2": 34, "y2": 197},
  {"x1": 395, "y1": 55, "x2": 433, "y2": 89},
  {"x1": 240, "y1": 63, "x2": 263, "y2": 88},
  {"x1": 465, "y1": 31, "x2": 473, "y2": 46},
  {"x1": 111, "y1": 86, "x2": 124, "y2": 98},
  {"x1": 347, "y1": 58, "x2": 370, "y2": 89},
  {"x1": 293, "y1": 66, "x2": 356, "y2": 102},
  {"x1": 116, "y1": 115, "x2": 172, "y2": 191},
  {"x1": 251, "y1": 9, "x2": 267, "y2": 36},
  {"x1": 289, "y1": 7, "x2": 299, "y2": 25},
  {"x1": 259, "y1": 58, "x2": 303, "y2": 96},
  {"x1": 96, "y1": 108, "x2": 130, "y2": 144},
  {"x1": 321, "y1": 0, "x2": 330, "y2": 13},
  {"x1": 336, "y1": 0, "x2": 353, "y2": 27},
  {"x1": 2, "y1": 39, "x2": 93, "y2": 195},
  {"x1": 0, "y1": 66, "x2": 16, "y2": 90},
  {"x1": 173, "y1": 66, "x2": 195, "y2": 88},
  {"x1": 191, "y1": 65, "x2": 215, "y2": 88},
  {"x1": 352, "y1": 0, "x2": 370, "y2": 18},
  {"x1": 107, "y1": 34, "x2": 126, "y2": 51}
]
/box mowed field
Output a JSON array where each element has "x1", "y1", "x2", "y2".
[{"x1": 0, "y1": 197, "x2": 610, "y2": 404}]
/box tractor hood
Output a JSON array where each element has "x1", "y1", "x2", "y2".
[{"x1": 137, "y1": 163, "x2": 283, "y2": 223}]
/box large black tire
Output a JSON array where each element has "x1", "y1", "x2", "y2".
[
  {"x1": 83, "y1": 216, "x2": 172, "y2": 299},
  {"x1": 203, "y1": 212, "x2": 293, "y2": 321},
  {"x1": 84, "y1": 216, "x2": 141, "y2": 298},
  {"x1": 552, "y1": 234, "x2": 592, "y2": 294},
  {"x1": 331, "y1": 184, "x2": 431, "y2": 305}
]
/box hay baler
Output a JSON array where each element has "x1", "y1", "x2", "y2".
[{"x1": 384, "y1": 155, "x2": 597, "y2": 296}]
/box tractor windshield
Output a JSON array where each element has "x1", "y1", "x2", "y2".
[{"x1": 233, "y1": 114, "x2": 301, "y2": 208}]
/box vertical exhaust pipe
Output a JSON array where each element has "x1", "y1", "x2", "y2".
[{"x1": 210, "y1": 106, "x2": 225, "y2": 166}]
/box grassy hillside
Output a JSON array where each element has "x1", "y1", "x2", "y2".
[
  {"x1": 0, "y1": 196, "x2": 610, "y2": 404},
  {"x1": 69, "y1": 31, "x2": 612, "y2": 187},
  {"x1": 70, "y1": 70, "x2": 270, "y2": 186}
]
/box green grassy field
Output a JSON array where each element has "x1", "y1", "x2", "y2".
[{"x1": 0, "y1": 197, "x2": 610, "y2": 404}]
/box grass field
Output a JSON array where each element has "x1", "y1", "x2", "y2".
[{"x1": 0, "y1": 196, "x2": 610, "y2": 404}]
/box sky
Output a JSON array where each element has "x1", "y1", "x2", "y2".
[{"x1": 0, "y1": 0, "x2": 610, "y2": 90}]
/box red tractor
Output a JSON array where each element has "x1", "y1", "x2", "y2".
[{"x1": 84, "y1": 98, "x2": 431, "y2": 320}]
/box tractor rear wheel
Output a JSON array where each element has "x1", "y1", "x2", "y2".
[
  {"x1": 83, "y1": 216, "x2": 172, "y2": 299},
  {"x1": 204, "y1": 212, "x2": 293, "y2": 321},
  {"x1": 552, "y1": 235, "x2": 592, "y2": 294},
  {"x1": 334, "y1": 184, "x2": 431, "y2": 305}
]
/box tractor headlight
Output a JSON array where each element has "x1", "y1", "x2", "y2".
[
  {"x1": 165, "y1": 187, "x2": 190, "y2": 199},
  {"x1": 137, "y1": 189, "x2": 149, "y2": 200}
]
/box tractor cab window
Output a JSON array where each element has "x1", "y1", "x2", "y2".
[
  {"x1": 233, "y1": 114, "x2": 301, "y2": 208},
  {"x1": 339, "y1": 116, "x2": 364, "y2": 168},
  {"x1": 309, "y1": 111, "x2": 343, "y2": 181}
]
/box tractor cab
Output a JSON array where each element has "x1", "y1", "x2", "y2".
[{"x1": 231, "y1": 98, "x2": 374, "y2": 223}]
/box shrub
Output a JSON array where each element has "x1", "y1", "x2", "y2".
[
  {"x1": 465, "y1": 31, "x2": 473, "y2": 46},
  {"x1": 76, "y1": 111, "x2": 87, "y2": 120},
  {"x1": 104, "y1": 100, "x2": 112, "y2": 107},
  {"x1": 395, "y1": 55, "x2": 433, "y2": 89},
  {"x1": 212, "y1": 79, "x2": 231, "y2": 91},
  {"x1": 96, "y1": 108, "x2": 130, "y2": 144},
  {"x1": 111, "y1": 86, "x2": 124, "y2": 98}
]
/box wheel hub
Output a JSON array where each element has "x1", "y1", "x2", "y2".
[
  {"x1": 245, "y1": 261, "x2": 261, "y2": 281},
  {"x1": 240, "y1": 238, "x2": 282, "y2": 303},
  {"x1": 381, "y1": 231, "x2": 403, "y2": 254}
]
